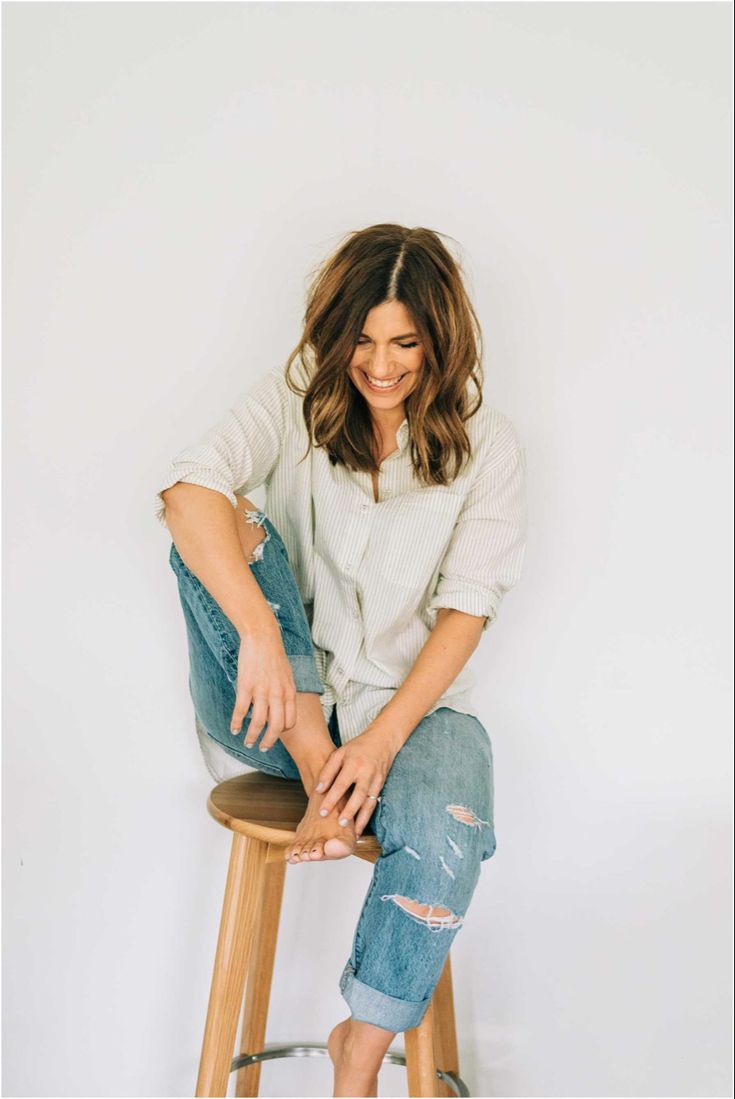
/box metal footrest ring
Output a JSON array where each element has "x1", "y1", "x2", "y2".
[{"x1": 230, "y1": 1042, "x2": 470, "y2": 1096}]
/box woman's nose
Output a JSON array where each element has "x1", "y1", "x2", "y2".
[{"x1": 367, "y1": 348, "x2": 395, "y2": 376}]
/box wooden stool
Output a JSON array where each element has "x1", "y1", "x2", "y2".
[{"x1": 195, "y1": 771, "x2": 470, "y2": 1097}]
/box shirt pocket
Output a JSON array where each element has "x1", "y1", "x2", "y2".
[{"x1": 374, "y1": 487, "x2": 464, "y2": 591}]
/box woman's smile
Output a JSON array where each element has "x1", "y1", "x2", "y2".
[{"x1": 360, "y1": 370, "x2": 408, "y2": 393}]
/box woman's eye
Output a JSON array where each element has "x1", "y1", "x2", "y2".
[{"x1": 356, "y1": 340, "x2": 418, "y2": 349}]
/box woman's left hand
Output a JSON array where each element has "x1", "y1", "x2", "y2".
[{"x1": 314, "y1": 723, "x2": 401, "y2": 836}]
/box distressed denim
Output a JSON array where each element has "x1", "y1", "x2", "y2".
[{"x1": 168, "y1": 506, "x2": 497, "y2": 1033}]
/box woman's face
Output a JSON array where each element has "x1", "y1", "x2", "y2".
[{"x1": 348, "y1": 300, "x2": 424, "y2": 417}]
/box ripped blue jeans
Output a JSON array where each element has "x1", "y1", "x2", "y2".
[{"x1": 168, "y1": 504, "x2": 497, "y2": 1033}]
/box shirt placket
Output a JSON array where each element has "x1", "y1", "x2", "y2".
[
  {"x1": 330, "y1": 488, "x2": 374, "y2": 699},
  {"x1": 332, "y1": 440, "x2": 408, "y2": 726}
]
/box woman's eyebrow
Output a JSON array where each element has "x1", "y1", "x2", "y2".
[{"x1": 359, "y1": 331, "x2": 419, "y2": 340}]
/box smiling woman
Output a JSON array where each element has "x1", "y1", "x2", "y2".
[{"x1": 155, "y1": 222, "x2": 527, "y2": 1093}]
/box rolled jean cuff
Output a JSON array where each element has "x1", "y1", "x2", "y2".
[
  {"x1": 339, "y1": 962, "x2": 430, "y2": 1033},
  {"x1": 288, "y1": 654, "x2": 325, "y2": 696}
]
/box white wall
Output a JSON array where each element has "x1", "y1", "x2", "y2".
[{"x1": 2, "y1": 3, "x2": 732, "y2": 1097}]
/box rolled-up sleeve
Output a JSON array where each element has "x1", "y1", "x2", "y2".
[
  {"x1": 154, "y1": 366, "x2": 289, "y2": 529},
  {"x1": 427, "y1": 419, "x2": 527, "y2": 631}
]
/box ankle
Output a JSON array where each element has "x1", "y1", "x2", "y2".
[
  {"x1": 295, "y1": 748, "x2": 334, "y2": 795},
  {"x1": 278, "y1": 693, "x2": 338, "y2": 795},
  {"x1": 340, "y1": 1017, "x2": 395, "y2": 1065}
]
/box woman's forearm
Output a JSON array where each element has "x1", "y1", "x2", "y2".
[
  {"x1": 161, "y1": 483, "x2": 277, "y2": 637},
  {"x1": 372, "y1": 608, "x2": 486, "y2": 750}
]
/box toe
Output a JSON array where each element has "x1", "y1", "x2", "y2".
[
  {"x1": 323, "y1": 836, "x2": 354, "y2": 859},
  {"x1": 310, "y1": 841, "x2": 324, "y2": 860}
]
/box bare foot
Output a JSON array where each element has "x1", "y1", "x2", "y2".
[
  {"x1": 284, "y1": 785, "x2": 357, "y2": 863},
  {"x1": 328, "y1": 1017, "x2": 379, "y2": 1097}
]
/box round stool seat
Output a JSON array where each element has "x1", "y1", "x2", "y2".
[{"x1": 207, "y1": 769, "x2": 383, "y2": 861}]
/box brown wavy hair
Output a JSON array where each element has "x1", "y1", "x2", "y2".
[{"x1": 284, "y1": 223, "x2": 484, "y2": 486}]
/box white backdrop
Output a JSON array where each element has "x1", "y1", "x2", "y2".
[{"x1": 2, "y1": 4, "x2": 732, "y2": 1097}]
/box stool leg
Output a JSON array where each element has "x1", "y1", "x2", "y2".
[
  {"x1": 432, "y1": 954, "x2": 459, "y2": 1097},
  {"x1": 405, "y1": 997, "x2": 439, "y2": 1097},
  {"x1": 234, "y1": 849, "x2": 287, "y2": 1097},
  {"x1": 196, "y1": 832, "x2": 268, "y2": 1097}
]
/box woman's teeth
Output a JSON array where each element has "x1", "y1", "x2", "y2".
[{"x1": 362, "y1": 371, "x2": 406, "y2": 391}]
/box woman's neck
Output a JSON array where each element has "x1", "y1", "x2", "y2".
[{"x1": 370, "y1": 405, "x2": 405, "y2": 442}]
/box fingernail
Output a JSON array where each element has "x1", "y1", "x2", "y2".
[
  {"x1": 319, "y1": 808, "x2": 328, "y2": 817},
  {"x1": 315, "y1": 782, "x2": 324, "y2": 791},
  {"x1": 339, "y1": 818, "x2": 348, "y2": 827},
  {"x1": 259, "y1": 745, "x2": 269, "y2": 752}
]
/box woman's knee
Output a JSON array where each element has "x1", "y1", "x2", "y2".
[
  {"x1": 379, "y1": 710, "x2": 495, "y2": 860},
  {"x1": 391, "y1": 709, "x2": 492, "y2": 796}
]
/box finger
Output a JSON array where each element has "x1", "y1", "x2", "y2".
[
  {"x1": 244, "y1": 697, "x2": 269, "y2": 748},
  {"x1": 336, "y1": 785, "x2": 372, "y2": 827},
  {"x1": 319, "y1": 767, "x2": 358, "y2": 817},
  {"x1": 314, "y1": 749, "x2": 344, "y2": 796},
  {"x1": 354, "y1": 797, "x2": 378, "y2": 836},
  {"x1": 259, "y1": 697, "x2": 285, "y2": 751},
  {"x1": 231, "y1": 687, "x2": 254, "y2": 736},
  {"x1": 283, "y1": 691, "x2": 297, "y2": 731}
]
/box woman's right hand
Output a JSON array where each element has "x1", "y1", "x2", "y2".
[{"x1": 230, "y1": 620, "x2": 298, "y2": 751}]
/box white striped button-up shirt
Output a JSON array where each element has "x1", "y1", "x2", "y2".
[{"x1": 155, "y1": 361, "x2": 527, "y2": 757}]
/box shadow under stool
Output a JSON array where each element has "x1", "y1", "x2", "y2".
[{"x1": 196, "y1": 770, "x2": 471, "y2": 1098}]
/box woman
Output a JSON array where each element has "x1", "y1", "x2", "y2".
[{"x1": 155, "y1": 223, "x2": 527, "y2": 1096}]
